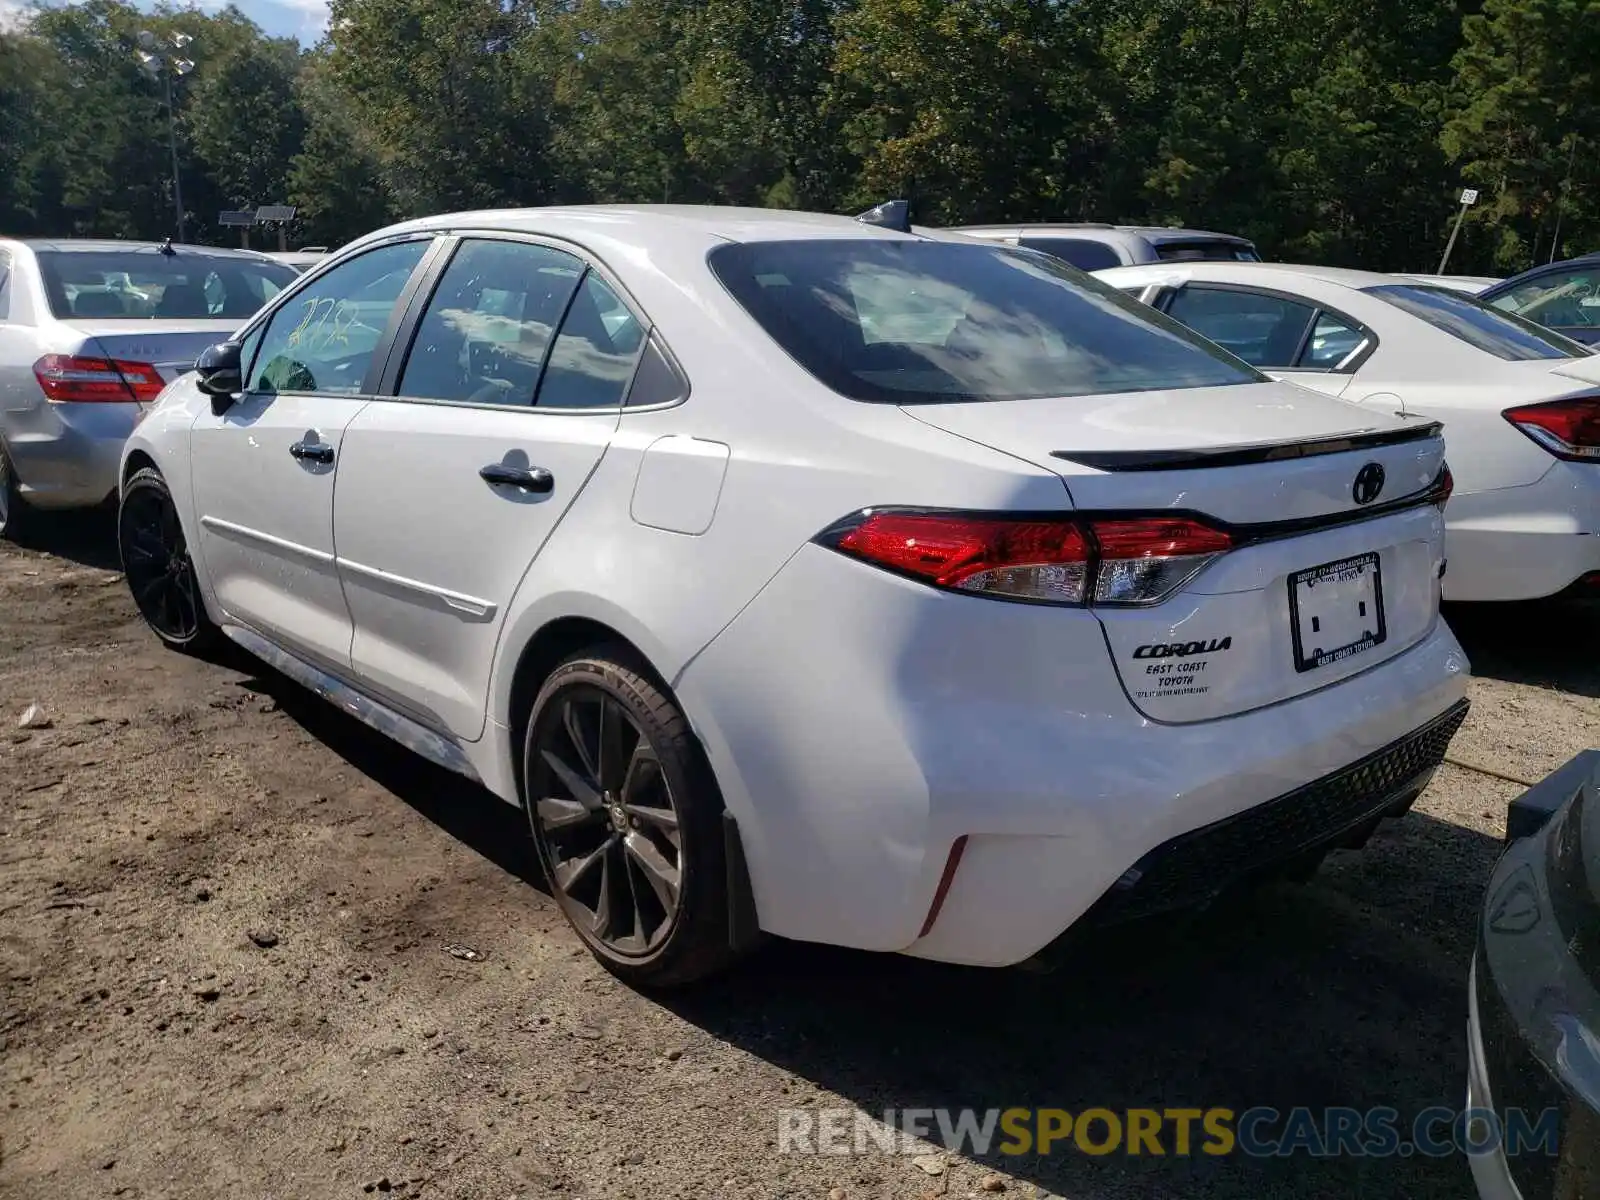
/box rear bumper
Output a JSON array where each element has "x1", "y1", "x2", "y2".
[
  {"x1": 1444, "y1": 462, "x2": 1600, "y2": 601},
  {"x1": 4, "y1": 401, "x2": 137, "y2": 509},
  {"x1": 1071, "y1": 697, "x2": 1468, "y2": 928},
  {"x1": 679, "y1": 541, "x2": 1471, "y2": 965}
]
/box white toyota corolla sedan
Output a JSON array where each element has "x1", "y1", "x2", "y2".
[
  {"x1": 1097, "y1": 261, "x2": 1600, "y2": 603},
  {"x1": 118, "y1": 206, "x2": 1469, "y2": 986}
]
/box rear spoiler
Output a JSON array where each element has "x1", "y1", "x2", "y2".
[{"x1": 1052, "y1": 421, "x2": 1443, "y2": 472}]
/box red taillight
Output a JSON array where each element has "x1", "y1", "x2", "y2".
[
  {"x1": 1434, "y1": 463, "x2": 1454, "y2": 509},
  {"x1": 1088, "y1": 517, "x2": 1233, "y2": 605},
  {"x1": 825, "y1": 510, "x2": 1232, "y2": 606},
  {"x1": 33, "y1": 355, "x2": 163, "y2": 404},
  {"x1": 835, "y1": 512, "x2": 1092, "y2": 603},
  {"x1": 1503, "y1": 397, "x2": 1600, "y2": 461}
]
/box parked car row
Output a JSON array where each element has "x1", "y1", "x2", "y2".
[
  {"x1": 1, "y1": 209, "x2": 1594, "y2": 1198},
  {"x1": 1091, "y1": 260, "x2": 1600, "y2": 603}
]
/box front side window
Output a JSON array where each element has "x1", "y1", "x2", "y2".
[
  {"x1": 248, "y1": 239, "x2": 429, "y2": 395},
  {"x1": 1487, "y1": 265, "x2": 1600, "y2": 335},
  {"x1": 397, "y1": 239, "x2": 584, "y2": 406},
  {"x1": 1164, "y1": 286, "x2": 1316, "y2": 368},
  {"x1": 708, "y1": 240, "x2": 1261, "y2": 404},
  {"x1": 35, "y1": 251, "x2": 297, "y2": 321},
  {"x1": 1019, "y1": 237, "x2": 1123, "y2": 271},
  {"x1": 1366, "y1": 283, "x2": 1589, "y2": 361}
]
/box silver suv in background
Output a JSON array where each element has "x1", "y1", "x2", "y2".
[
  {"x1": 951, "y1": 223, "x2": 1260, "y2": 270},
  {"x1": 0, "y1": 239, "x2": 297, "y2": 539}
]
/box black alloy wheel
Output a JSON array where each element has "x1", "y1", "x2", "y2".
[
  {"x1": 523, "y1": 652, "x2": 737, "y2": 987},
  {"x1": 118, "y1": 467, "x2": 217, "y2": 653}
]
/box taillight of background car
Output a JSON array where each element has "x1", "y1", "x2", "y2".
[
  {"x1": 1502, "y1": 396, "x2": 1600, "y2": 461},
  {"x1": 33, "y1": 355, "x2": 164, "y2": 404}
]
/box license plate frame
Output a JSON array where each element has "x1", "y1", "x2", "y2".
[{"x1": 1288, "y1": 551, "x2": 1387, "y2": 674}]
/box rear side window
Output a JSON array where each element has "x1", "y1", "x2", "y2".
[
  {"x1": 1366, "y1": 284, "x2": 1589, "y2": 361},
  {"x1": 708, "y1": 240, "x2": 1261, "y2": 405},
  {"x1": 536, "y1": 273, "x2": 646, "y2": 409},
  {"x1": 1018, "y1": 237, "x2": 1123, "y2": 271},
  {"x1": 398, "y1": 239, "x2": 584, "y2": 406},
  {"x1": 1299, "y1": 312, "x2": 1369, "y2": 370},
  {"x1": 0, "y1": 251, "x2": 10, "y2": 321},
  {"x1": 1164, "y1": 286, "x2": 1315, "y2": 368},
  {"x1": 35, "y1": 250, "x2": 296, "y2": 321},
  {"x1": 1154, "y1": 242, "x2": 1261, "y2": 263}
]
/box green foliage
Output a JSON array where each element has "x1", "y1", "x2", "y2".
[
  {"x1": 2, "y1": 0, "x2": 1596, "y2": 272},
  {"x1": 1442, "y1": 0, "x2": 1600, "y2": 269}
]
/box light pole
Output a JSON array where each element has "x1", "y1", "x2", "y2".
[{"x1": 136, "y1": 30, "x2": 194, "y2": 243}]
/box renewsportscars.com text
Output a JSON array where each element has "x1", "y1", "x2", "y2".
[{"x1": 777, "y1": 1105, "x2": 1559, "y2": 1159}]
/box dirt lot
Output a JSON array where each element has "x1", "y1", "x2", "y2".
[{"x1": 1, "y1": 515, "x2": 1596, "y2": 1200}]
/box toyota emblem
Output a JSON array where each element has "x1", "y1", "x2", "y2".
[{"x1": 1352, "y1": 462, "x2": 1386, "y2": 506}]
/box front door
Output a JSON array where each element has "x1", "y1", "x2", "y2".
[
  {"x1": 187, "y1": 238, "x2": 433, "y2": 672},
  {"x1": 334, "y1": 236, "x2": 648, "y2": 740}
]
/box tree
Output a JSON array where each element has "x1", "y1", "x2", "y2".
[
  {"x1": 287, "y1": 53, "x2": 395, "y2": 247},
  {"x1": 185, "y1": 35, "x2": 307, "y2": 213},
  {"x1": 831, "y1": 0, "x2": 1119, "y2": 224},
  {"x1": 1442, "y1": 0, "x2": 1600, "y2": 271},
  {"x1": 324, "y1": 0, "x2": 559, "y2": 214}
]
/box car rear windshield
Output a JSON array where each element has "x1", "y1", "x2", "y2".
[
  {"x1": 36, "y1": 250, "x2": 297, "y2": 321},
  {"x1": 1154, "y1": 241, "x2": 1261, "y2": 262},
  {"x1": 707, "y1": 239, "x2": 1263, "y2": 404},
  {"x1": 1364, "y1": 283, "x2": 1589, "y2": 361}
]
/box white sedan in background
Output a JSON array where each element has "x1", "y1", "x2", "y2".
[
  {"x1": 1099, "y1": 262, "x2": 1600, "y2": 602},
  {"x1": 119, "y1": 209, "x2": 1468, "y2": 986}
]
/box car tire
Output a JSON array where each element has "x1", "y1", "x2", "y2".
[
  {"x1": 118, "y1": 467, "x2": 220, "y2": 655},
  {"x1": 522, "y1": 649, "x2": 738, "y2": 988},
  {"x1": 0, "y1": 441, "x2": 32, "y2": 543}
]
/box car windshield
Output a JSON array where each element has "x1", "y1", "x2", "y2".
[
  {"x1": 1364, "y1": 283, "x2": 1591, "y2": 361},
  {"x1": 708, "y1": 239, "x2": 1263, "y2": 404},
  {"x1": 36, "y1": 250, "x2": 297, "y2": 321}
]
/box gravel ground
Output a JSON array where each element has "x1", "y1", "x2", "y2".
[{"x1": 1, "y1": 514, "x2": 1595, "y2": 1200}]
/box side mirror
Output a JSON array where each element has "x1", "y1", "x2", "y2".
[{"x1": 194, "y1": 341, "x2": 243, "y2": 414}]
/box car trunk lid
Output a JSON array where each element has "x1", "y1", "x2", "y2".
[
  {"x1": 59, "y1": 320, "x2": 240, "y2": 386},
  {"x1": 902, "y1": 382, "x2": 1452, "y2": 723}
]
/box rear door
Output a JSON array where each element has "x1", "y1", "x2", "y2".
[
  {"x1": 1158, "y1": 283, "x2": 1367, "y2": 397},
  {"x1": 332, "y1": 234, "x2": 642, "y2": 741},
  {"x1": 187, "y1": 237, "x2": 435, "y2": 673}
]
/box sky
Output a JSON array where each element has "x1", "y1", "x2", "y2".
[{"x1": 0, "y1": 0, "x2": 331, "y2": 43}]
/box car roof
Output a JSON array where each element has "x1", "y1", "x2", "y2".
[
  {"x1": 354, "y1": 204, "x2": 928, "y2": 253},
  {"x1": 953, "y1": 223, "x2": 1253, "y2": 244},
  {"x1": 1096, "y1": 260, "x2": 1405, "y2": 291},
  {"x1": 12, "y1": 237, "x2": 282, "y2": 262}
]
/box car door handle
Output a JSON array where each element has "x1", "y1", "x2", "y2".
[
  {"x1": 289, "y1": 440, "x2": 335, "y2": 465},
  {"x1": 479, "y1": 463, "x2": 554, "y2": 494}
]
